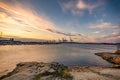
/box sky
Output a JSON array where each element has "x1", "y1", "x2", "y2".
[{"x1": 0, "y1": 0, "x2": 120, "y2": 42}]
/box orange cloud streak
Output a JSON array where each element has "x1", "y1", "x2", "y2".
[{"x1": 0, "y1": 1, "x2": 58, "y2": 40}]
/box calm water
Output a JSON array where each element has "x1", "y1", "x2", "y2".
[{"x1": 0, "y1": 44, "x2": 116, "y2": 76}]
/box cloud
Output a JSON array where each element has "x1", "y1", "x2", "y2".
[
  {"x1": 0, "y1": 0, "x2": 57, "y2": 39},
  {"x1": 0, "y1": 0, "x2": 97, "y2": 42},
  {"x1": 89, "y1": 20, "x2": 120, "y2": 42},
  {"x1": 76, "y1": 0, "x2": 103, "y2": 14},
  {"x1": 60, "y1": 0, "x2": 104, "y2": 15},
  {"x1": 89, "y1": 22, "x2": 119, "y2": 29},
  {"x1": 46, "y1": 28, "x2": 96, "y2": 42},
  {"x1": 1, "y1": 0, "x2": 118, "y2": 43},
  {"x1": 46, "y1": 28, "x2": 78, "y2": 36},
  {"x1": 93, "y1": 31, "x2": 100, "y2": 34},
  {"x1": 103, "y1": 32, "x2": 120, "y2": 39},
  {"x1": 0, "y1": 2, "x2": 55, "y2": 29},
  {"x1": 96, "y1": 31, "x2": 120, "y2": 43}
]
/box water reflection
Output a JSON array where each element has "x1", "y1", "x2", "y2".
[{"x1": 0, "y1": 44, "x2": 116, "y2": 76}]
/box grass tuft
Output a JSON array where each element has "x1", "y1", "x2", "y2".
[{"x1": 33, "y1": 75, "x2": 41, "y2": 80}]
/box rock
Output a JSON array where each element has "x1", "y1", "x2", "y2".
[
  {"x1": 70, "y1": 66, "x2": 120, "y2": 80},
  {"x1": 95, "y1": 52, "x2": 120, "y2": 65},
  {"x1": 1, "y1": 62, "x2": 120, "y2": 80},
  {"x1": 0, "y1": 62, "x2": 72, "y2": 80},
  {"x1": 115, "y1": 50, "x2": 120, "y2": 54},
  {"x1": 110, "y1": 56, "x2": 120, "y2": 64},
  {"x1": 95, "y1": 53, "x2": 111, "y2": 60}
]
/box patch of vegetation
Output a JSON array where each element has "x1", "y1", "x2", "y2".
[
  {"x1": 33, "y1": 70, "x2": 73, "y2": 80},
  {"x1": 33, "y1": 75, "x2": 41, "y2": 80},
  {"x1": 57, "y1": 70, "x2": 73, "y2": 79},
  {"x1": 41, "y1": 71, "x2": 54, "y2": 76}
]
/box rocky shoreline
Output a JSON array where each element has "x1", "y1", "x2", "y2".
[
  {"x1": 0, "y1": 62, "x2": 120, "y2": 80},
  {"x1": 95, "y1": 50, "x2": 120, "y2": 67},
  {"x1": 1, "y1": 50, "x2": 120, "y2": 80}
]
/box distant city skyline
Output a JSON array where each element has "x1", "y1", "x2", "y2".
[{"x1": 0, "y1": 0, "x2": 120, "y2": 42}]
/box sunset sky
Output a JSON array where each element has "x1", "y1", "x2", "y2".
[{"x1": 0, "y1": 0, "x2": 120, "y2": 42}]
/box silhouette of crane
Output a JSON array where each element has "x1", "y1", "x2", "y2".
[{"x1": 69, "y1": 37, "x2": 73, "y2": 42}]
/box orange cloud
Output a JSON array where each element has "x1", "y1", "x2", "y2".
[
  {"x1": 0, "y1": 1, "x2": 98, "y2": 42},
  {"x1": 0, "y1": 1, "x2": 57, "y2": 40},
  {"x1": 96, "y1": 31, "x2": 120, "y2": 43},
  {"x1": 89, "y1": 22, "x2": 119, "y2": 29}
]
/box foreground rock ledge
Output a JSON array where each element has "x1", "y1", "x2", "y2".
[{"x1": 1, "y1": 62, "x2": 120, "y2": 80}]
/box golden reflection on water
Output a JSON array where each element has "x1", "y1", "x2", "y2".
[{"x1": 0, "y1": 45, "x2": 57, "y2": 76}]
